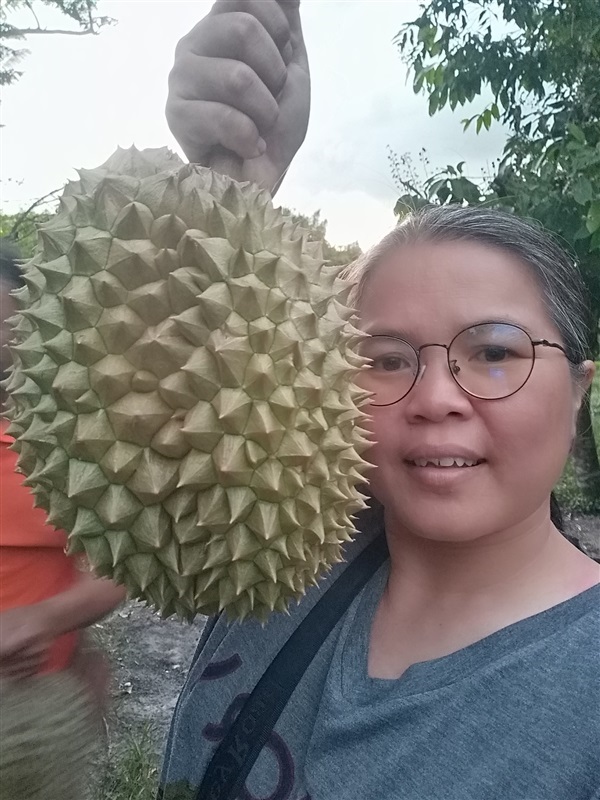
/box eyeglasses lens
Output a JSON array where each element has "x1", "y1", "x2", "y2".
[
  {"x1": 359, "y1": 324, "x2": 535, "y2": 405},
  {"x1": 450, "y1": 324, "x2": 534, "y2": 399},
  {"x1": 358, "y1": 337, "x2": 419, "y2": 406}
]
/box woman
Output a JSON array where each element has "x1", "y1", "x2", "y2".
[{"x1": 159, "y1": 4, "x2": 599, "y2": 798}]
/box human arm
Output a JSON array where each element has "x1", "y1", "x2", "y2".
[
  {"x1": 0, "y1": 570, "x2": 126, "y2": 679},
  {"x1": 165, "y1": 0, "x2": 310, "y2": 194}
]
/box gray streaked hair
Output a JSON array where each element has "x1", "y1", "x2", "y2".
[{"x1": 344, "y1": 205, "x2": 591, "y2": 370}]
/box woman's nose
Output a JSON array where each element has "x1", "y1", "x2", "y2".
[{"x1": 406, "y1": 346, "x2": 474, "y2": 421}]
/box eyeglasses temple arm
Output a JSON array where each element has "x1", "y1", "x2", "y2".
[{"x1": 532, "y1": 339, "x2": 578, "y2": 364}]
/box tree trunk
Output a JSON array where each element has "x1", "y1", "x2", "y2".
[{"x1": 571, "y1": 389, "x2": 600, "y2": 507}]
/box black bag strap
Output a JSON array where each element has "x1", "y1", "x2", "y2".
[{"x1": 194, "y1": 533, "x2": 389, "y2": 800}]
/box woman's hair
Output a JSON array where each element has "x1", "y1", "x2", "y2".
[
  {"x1": 345, "y1": 205, "x2": 592, "y2": 535},
  {"x1": 0, "y1": 237, "x2": 25, "y2": 290},
  {"x1": 344, "y1": 205, "x2": 591, "y2": 369}
]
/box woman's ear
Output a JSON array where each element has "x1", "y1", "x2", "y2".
[
  {"x1": 572, "y1": 360, "x2": 595, "y2": 428},
  {"x1": 578, "y1": 360, "x2": 596, "y2": 397}
]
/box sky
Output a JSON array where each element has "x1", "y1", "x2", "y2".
[{"x1": 1, "y1": 0, "x2": 508, "y2": 249}]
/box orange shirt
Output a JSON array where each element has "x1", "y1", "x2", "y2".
[{"x1": 0, "y1": 423, "x2": 79, "y2": 672}]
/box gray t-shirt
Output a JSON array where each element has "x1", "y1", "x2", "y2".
[{"x1": 158, "y1": 511, "x2": 600, "y2": 800}]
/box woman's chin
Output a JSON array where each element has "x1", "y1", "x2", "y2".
[{"x1": 380, "y1": 499, "x2": 503, "y2": 546}]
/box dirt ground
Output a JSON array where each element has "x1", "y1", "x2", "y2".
[{"x1": 99, "y1": 515, "x2": 599, "y2": 759}]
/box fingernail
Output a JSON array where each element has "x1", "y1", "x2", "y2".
[{"x1": 256, "y1": 138, "x2": 267, "y2": 155}]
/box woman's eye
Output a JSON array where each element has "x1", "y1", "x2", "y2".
[
  {"x1": 475, "y1": 346, "x2": 511, "y2": 363},
  {"x1": 373, "y1": 354, "x2": 410, "y2": 372}
]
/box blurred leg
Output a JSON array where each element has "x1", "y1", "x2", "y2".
[{"x1": 0, "y1": 672, "x2": 95, "y2": 800}]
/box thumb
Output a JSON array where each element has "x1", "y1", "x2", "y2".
[{"x1": 278, "y1": 1, "x2": 308, "y2": 71}]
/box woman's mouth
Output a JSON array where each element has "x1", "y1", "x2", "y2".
[
  {"x1": 406, "y1": 457, "x2": 485, "y2": 468},
  {"x1": 402, "y1": 454, "x2": 487, "y2": 489}
]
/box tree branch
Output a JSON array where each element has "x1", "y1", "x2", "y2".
[
  {"x1": 24, "y1": 0, "x2": 41, "y2": 31},
  {"x1": 11, "y1": 27, "x2": 97, "y2": 36},
  {"x1": 85, "y1": 0, "x2": 96, "y2": 34},
  {"x1": 10, "y1": 188, "x2": 62, "y2": 239}
]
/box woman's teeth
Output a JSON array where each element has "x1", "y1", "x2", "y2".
[{"x1": 410, "y1": 457, "x2": 481, "y2": 468}]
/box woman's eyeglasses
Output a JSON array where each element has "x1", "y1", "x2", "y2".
[{"x1": 358, "y1": 322, "x2": 573, "y2": 406}]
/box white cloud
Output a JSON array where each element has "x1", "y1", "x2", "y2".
[{"x1": 276, "y1": 184, "x2": 397, "y2": 250}]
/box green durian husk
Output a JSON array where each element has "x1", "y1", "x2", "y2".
[{"x1": 6, "y1": 146, "x2": 372, "y2": 621}]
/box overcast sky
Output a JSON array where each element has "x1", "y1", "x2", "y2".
[{"x1": 1, "y1": 0, "x2": 507, "y2": 248}]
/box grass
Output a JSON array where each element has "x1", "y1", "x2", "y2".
[{"x1": 91, "y1": 723, "x2": 159, "y2": 800}]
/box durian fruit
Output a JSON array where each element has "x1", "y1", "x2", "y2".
[{"x1": 5, "y1": 146, "x2": 372, "y2": 620}]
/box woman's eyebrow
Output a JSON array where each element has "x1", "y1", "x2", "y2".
[
  {"x1": 362, "y1": 317, "x2": 535, "y2": 339},
  {"x1": 362, "y1": 327, "x2": 413, "y2": 339}
]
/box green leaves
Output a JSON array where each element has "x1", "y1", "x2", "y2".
[
  {"x1": 397, "y1": 0, "x2": 599, "y2": 141},
  {"x1": 573, "y1": 177, "x2": 594, "y2": 207},
  {"x1": 396, "y1": 0, "x2": 600, "y2": 277},
  {"x1": 587, "y1": 202, "x2": 600, "y2": 236},
  {"x1": 388, "y1": 149, "x2": 485, "y2": 216},
  {"x1": 568, "y1": 123, "x2": 587, "y2": 144}
]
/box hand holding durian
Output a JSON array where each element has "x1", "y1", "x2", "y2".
[
  {"x1": 166, "y1": 0, "x2": 310, "y2": 194},
  {"x1": 5, "y1": 5, "x2": 372, "y2": 621}
]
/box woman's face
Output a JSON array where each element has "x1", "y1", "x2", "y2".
[{"x1": 358, "y1": 239, "x2": 593, "y2": 542}]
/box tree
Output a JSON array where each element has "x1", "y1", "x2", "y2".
[
  {"x1": 1, "y1": 0, "x2": 113, "y2": 85},
  {"x1": 0, "y1": 187, "x2": 60, "y2": 260},
  {"x1": 394, "y1": 0, "x2": 600, "y2": 506},
  {"x1": 283, "y1": 208, "x2": 362, "y2": 266},
  {"x1": 1, "y1": 198, "x2": 362, "y2": 268},
  {"x1": 0, "y1": 210, "x2": 52, "y2": 260}
]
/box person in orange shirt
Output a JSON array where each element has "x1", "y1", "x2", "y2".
[
  {"x1": 0, "y1": 416, "x2": 127, "y2": 680},
  {"x1": 0, "y1": 238, "x2": 127, "y2": 798}
]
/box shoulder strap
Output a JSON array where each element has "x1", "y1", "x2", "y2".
[{"x1": 195, "y1": 533, "x2": 389, "y2": 800}]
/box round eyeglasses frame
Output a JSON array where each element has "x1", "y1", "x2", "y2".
[{"x1": 365, "y1": 323, "x2": 575, "y2": 407}]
